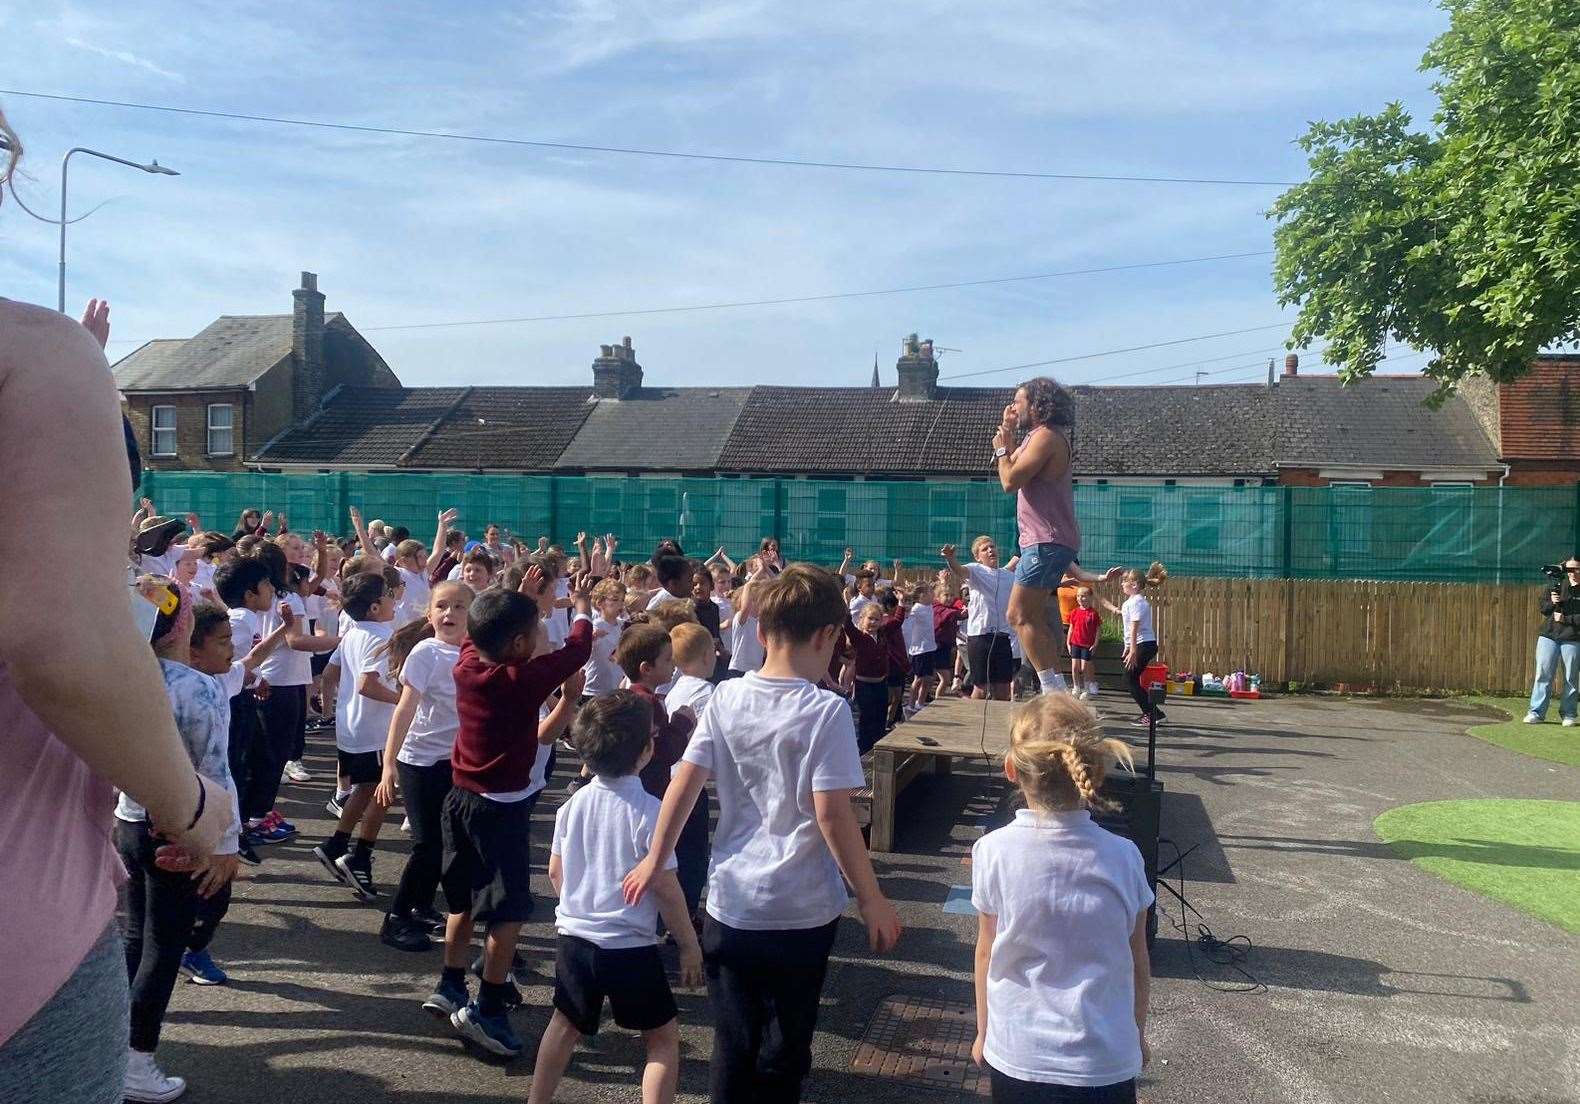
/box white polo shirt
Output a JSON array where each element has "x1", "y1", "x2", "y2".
[
  {"x1": 335, "y1": 620, "x2": 395, "y2": 754},
  {"x1": 396, "y1": 638, "x2": 461, "y2": 767},
  {"x1": 971, "y1": 808, "x2": 1152, "y2": 1087},
  {"x1": 681, "y1": 673, "x2": 865, "y2": 930},
  {"x1": 664, "y1": 673, "x2": 715, "y2": 718},
  {"x1": 1121, "y1": 595, "x2": 1157, "y2": 645},
  {"x1": 581, "y1": 614, "x2": 625, "y2": 697},
  {"x1": 551, "y1": 773, "x2": 677, "y2": 949},
  {"x1": 964, "y1": 562, "x2": 1015, "y2": 636}
]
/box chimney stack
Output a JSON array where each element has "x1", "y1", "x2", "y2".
[
  {"x1": 592, "y1": 336, "x2": 643, "y2": 399},
  {"x1": 292, "y1": 271, "x2": 326, "y2": 421},
  {"x1": 1282, "y1": 352, "x2": 1299, "y2": 378},
  {"x1": 895, "y1": 333, "x2": 939, "y2": 402}
]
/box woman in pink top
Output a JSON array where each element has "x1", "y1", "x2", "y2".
[
  {"x1": 0, "y1": 112, "x2": 233, "y2": 1104},
  {"x1": 991, "y1": 378, "x2": 1117, "y2": 699}
]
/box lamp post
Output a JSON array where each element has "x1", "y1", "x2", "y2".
[{"x1": 58, "y1": 147, "x2": 179, "y2": 313}]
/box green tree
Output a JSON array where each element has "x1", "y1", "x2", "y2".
[{"x1": 1270, "y1": 0, "x2": 1580, "y2": 389}]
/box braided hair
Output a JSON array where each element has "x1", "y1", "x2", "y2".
[{"x1": 1007, "y1": 693, "x2": 1134, "y2": 812}]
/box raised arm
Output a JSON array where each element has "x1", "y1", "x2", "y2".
[
  {"x1": 348, "y1": 505, "x2": 380, "y2": 562},
  {"x1": 993, "y1": 411, "x2": 1067, "y2": 493},
  {"x1": 939, "y1": 544, "x2": 966, "y2": 583},
  {"x1": 428, "y1": 508, "x2": 458, "y2": 573},
  {"x1": 836, "y1": 547, "x2": 854, "y2": 577}
]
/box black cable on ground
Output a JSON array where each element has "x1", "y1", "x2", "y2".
[{"x1": 1158, "y1": 837, "x2": 1264, "y2": 993}]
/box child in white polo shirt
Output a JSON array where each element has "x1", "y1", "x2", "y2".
[
  {"x1": 527, "y1": 691, "x2": 702, "y2": 1104},
  {"x1": 971, "y1": 693, "x2": 1152, "y2": 1102},
  {"x1": 624, "y1": 564, "x2": 902, "y2": 1104}
]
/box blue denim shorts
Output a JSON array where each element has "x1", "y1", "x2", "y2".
[{"x1": 1014, "y1": 541, "x2": 1078, "y2": 589}]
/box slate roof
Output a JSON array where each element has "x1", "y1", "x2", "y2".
[
  {"x1": 113, "y1": 313, "x2": 347, "y2": 391},
  {"x1": 259, "y1": 387, "x2": 468, "y2": 466},
  {"x1": 401, "y1": 387, "x2": 595, "y2": 470},
  {"x1": 249, "y1": 371, "x2": 1501, "y2": 477},
  {"x1": 717, "y1": 386, "x2": 1014, "y2": 474},
  {"x1": 557, "y1": 387, "x2": 753, "y2": 471},
  {"x1": 1269, "y1": 375, "x2": 1499, "y2": 471}
]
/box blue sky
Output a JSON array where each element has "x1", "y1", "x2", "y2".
[{"x1": 1, "y1": 1, "x2": 1449, "y2": 389}]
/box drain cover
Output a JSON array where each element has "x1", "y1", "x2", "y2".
[{"x1": 850, "y1": 995, "x2": 988, "y2": 1096}]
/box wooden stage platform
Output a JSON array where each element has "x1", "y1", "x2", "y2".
[{"x1": 863, "y1": 696, "x2": 1016, "y2": 853}]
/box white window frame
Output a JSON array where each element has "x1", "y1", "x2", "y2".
[
  {"x1": 150, "y1": 405, "x2": 177, "y2": 457},
  {"x1": 206, "y1": 403, "x2": 235, "y2": 457}
]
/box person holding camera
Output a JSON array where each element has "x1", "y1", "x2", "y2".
[{"x1": 1524, "y1": 558, "x2": 1580, "y2": 726}]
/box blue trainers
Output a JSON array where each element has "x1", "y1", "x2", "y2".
[
  {"x1": 451, "y1": 1001, "x2": 522, "y2": 1058},
  {"x1": 246, "y1": 822, "x2": 293, "y2": 846},
  {"x1": 421, "y1": 976, "x2": 469, "y2": 1020},
  {"x1": 180, "y1": 949, "x2": 228, "y2": 986}
]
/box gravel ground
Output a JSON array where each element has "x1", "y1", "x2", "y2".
[{"x1": 151, "y1": 694, "x2": 1580, "y2": 1103}]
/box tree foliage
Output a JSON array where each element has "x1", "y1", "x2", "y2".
[{"x1": 1270, "y1": 0, "x2": 1580, "y2": 389}]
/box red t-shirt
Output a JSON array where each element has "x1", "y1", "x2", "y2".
[{"x1": 1068, "y1": 607, "x2": 1101, "y2": 650}]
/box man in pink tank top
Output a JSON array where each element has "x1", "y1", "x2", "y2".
[{"x1": 992, "y1": 378, "x2": 1117, "y2": 697}]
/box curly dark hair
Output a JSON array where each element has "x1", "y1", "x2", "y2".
[{"x1": 1017, "y1": 376, "x2": 1074, "y2": 428}]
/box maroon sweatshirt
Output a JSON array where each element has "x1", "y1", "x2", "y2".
[
  {"x1": 843, "y1": 615, "x2": 909, "y2": 680},
  {"x1": 630, "y1": 683, "x2": 697, "y2": 800},
  {"x1": 451, "y1": 618, "x2": 592, "y2": 794}
]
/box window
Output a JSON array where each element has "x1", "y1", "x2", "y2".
[
  {"x1": 206, "y1": 404, "x2": 235, "y2": 456},
  {"x1": 1116, "y1": 494, "x2": 1153, "y2": 554},
  {"x1": 1183, "y1": 492, "x2": 1223, "y2": 554},
  {"x1": 150, "y1": 405, "x2": 176, "y2": 457}
]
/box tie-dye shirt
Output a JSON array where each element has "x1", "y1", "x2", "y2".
[{"x1": 113, "y1": 659, "x2": 243, "y2": 855}]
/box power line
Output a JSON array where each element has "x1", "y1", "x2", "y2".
[
  {"x1": 363, "y1": 250, "x2": 1272, "y2": 332},
  {"x1": 0, "y1": 88, "x2": 1301, "y2": 187},
  {"x1": 936, "y1": 322, "x2": 1294, "y2": 382}
]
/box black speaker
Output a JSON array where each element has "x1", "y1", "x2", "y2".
[{"x1": 1093, "y1": 772, "x2": 1163, "y2": 947}]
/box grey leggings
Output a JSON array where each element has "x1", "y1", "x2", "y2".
[{"x1": 0, "y1": 923, "x2": 128, "y2": 1104}]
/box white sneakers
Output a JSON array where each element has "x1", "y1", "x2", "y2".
[
  {"x1": 282, "y1": 760, "x2": 312, "y2": 783},
  {"x1": 125, "y1": 1050, "x2": 186, "y2": 1102},
  {"x1": 1565, "y1": 717, "x2": 1577, "y2": 728},
  {"x1": 1524, "y1": 713, "x2": 1541, "y2": 724}
]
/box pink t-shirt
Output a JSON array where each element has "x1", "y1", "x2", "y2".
[
  {"x1": 1016, "y1": 424, "x2": 1080, "y2": 552},
  {"x1": 0, "y1": 660, "x2": 124, "y2": 1044}
]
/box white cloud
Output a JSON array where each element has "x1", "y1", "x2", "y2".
[{"x1": 62, "y1": 36, "x2": 186, "y2": 83}]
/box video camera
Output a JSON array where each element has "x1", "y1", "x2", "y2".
[{"x1": 1543, "y1": 564, "x2": 1564, "y2": 581}]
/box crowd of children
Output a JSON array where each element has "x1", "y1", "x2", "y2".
[{"x1": 118, "y1": 502, "x2": 1159, "y2": 1104}]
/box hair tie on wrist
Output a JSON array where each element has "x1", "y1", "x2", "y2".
[{"x1": 184, "y1": 774, "x2": 207, "y2": 833}]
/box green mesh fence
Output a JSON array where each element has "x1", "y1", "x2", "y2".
[{"x1": 138, "y1": 472, "x2": 1579, "y2": 584}]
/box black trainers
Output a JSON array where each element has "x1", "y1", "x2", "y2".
[
  {"x1": 312, "y1": 841, "x2": 347, "y2": 883},
  {"x1": 335, "y1": 853, "x2": 378, "y2": 902},
  {"x1": 410, "y1": 904, "x2": 448, "y2": 936},
  {"x1": 380, "y1": 913, "x2": 431, "y2": 953},
  {"x1": 237, "y1": 839, "x2": 263, "y2": 867}
]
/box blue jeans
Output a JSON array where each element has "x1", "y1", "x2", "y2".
[
  {"x1": 1014, "y1": 541, "x2": 1078, "y2": 589},
  {"x1": 1528, "y1": 636, "x2": 1579, "y2": 720}
]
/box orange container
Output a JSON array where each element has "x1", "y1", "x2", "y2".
[{"x1": 1140, "y1": 663, "x2": 1168, "y2": 690}]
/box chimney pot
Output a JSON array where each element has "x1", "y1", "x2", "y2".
[
  {"x1": 895, "y1": 334, "x2": 939, "y2": 402},
  {"x1": 1283, "y1": 352, "x2": 1299, "y2": 377},
  {"x1": 291, "y1": 271, "x2": 327, "y2": 422},
  {"x1": 593, "y1": 338, "x2": 643, "y2": 399}
]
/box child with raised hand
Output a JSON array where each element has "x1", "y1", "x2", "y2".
[
  {"x1": 581, "y1": 578, "x2": 628, "y2": 701},
  {"x1": 625, "y1": 564, "x2": 902, "y2": 1103},
  {"x1": 373, "y1": 580, "x2": 474, "y2": 953},
  {"x1": 971, "y1": 694, "x2": 1151, "y2": 1102},
  {"x1": 425, "y1": 565, "x2": 592, "y2": 1060},
  {"x1": 843, "y1": 602, "x2": 895, "y2": 755},
  {"x1": 903, "y1": 581, "x2": 938, "y2": 716},
  {"x1": 527, "y1": 692, "x2": 703, "y2": 1104},
  {"x1": 311, "y1": 572, "x2": 400, "y2": 900}
]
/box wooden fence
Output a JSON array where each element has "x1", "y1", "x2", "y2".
[{"x1": 1149, "y1": 577, "x2": 1550, "y2": 695}]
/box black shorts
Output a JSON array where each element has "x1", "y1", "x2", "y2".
[
  {"x1": 910, "y1": 650, "x2": 937, "y2": 678},
  {"x1": 310, "y1": 652, "x2": 331, "y2": 677},
  {"x1": 440, "y1": 787, "x2": 537, "y2": 923},
  {"x1": 1069, "y1": 644, "x2": 1094, "y2": 661},
  {"x1": 552, "y1": 934, "x2": 677, "y2": 1036},
  {"x1": 886, "y1": 670, "x2": 907, "y2": 689},
  {"x1": 967, "y1": 633, "x2": 1016, "y2": 685},
  {"x1": 336, "y1": 749, "x2": 382, "y2": 784},
  {"x1": 932, "y1": 641, "x2": 956, "y2": 672}
]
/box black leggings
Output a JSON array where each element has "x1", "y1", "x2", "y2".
[
  {"x1": 704, "y1": 916, "x2": 839, "y2": 1104},
  {"x1": 248, "y1": 685, "x2": 305, "y2": 820},
  {"x1": 854, "y1": 679, "x2": 888, "y2": 754},
  {"x1": 115, "y1": 820, "x2": 230, "y2": 1052},
  {"x1": 390, "y1": 758, "x2": 452, "y2": 918},
  {"x1": 1125, "y1": 640, "x2": 1161, "y2": 717}
]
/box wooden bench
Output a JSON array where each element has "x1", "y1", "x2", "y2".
[{"x1": 864, "y1": 697, "x2": 1016, "y2": 853}]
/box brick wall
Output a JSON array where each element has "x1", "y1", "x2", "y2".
[
  {"x1": 1278, "y1": 468, "x2": 1499, "y2": 487},
  {"x1": 1505, "y1": 462, "x2": 1580, "y2": 486},
  {"x1": 123, "y1": 390, "x2": 250, "y2": 472}
]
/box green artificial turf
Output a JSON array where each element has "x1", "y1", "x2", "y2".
[
  {"x1": 1461, "y1": 696, "x2": 1580, "y2": 767},
  {"x1": 1374, "y1": 800, "x2": 1580, "y2": 933}
]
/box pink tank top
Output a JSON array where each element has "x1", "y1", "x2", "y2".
[
  {"x1": 1016, "y1": 424, "x2": 1080, "y2": 552},
  {"x1": 0, "y1": 660, "x2": 124, "y2": 1044}
]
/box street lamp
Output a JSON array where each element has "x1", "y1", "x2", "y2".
[{"x1": 58, "y1": 147, "x2": 179, "y2": 313}]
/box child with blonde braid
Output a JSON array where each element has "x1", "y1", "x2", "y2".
[{"x1": 972, "y1": 694, "x2": 1151, "y2": 1103}]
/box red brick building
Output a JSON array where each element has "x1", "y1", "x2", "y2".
[{"x1": 1459, "y1": 355, "x2": 1580, "y2": 486}]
